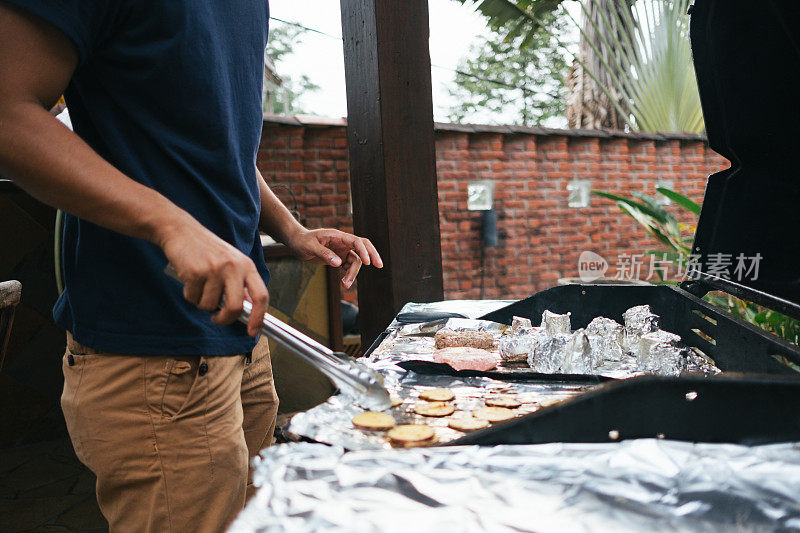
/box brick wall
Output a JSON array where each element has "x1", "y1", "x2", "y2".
[{"x1": 257, "y1": 115, "x2": 729, "y2": 302}]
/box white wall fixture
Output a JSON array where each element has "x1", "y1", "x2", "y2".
[
  {"x1": 467, "y1": 180, "x2": 494, "y2": 211},
  {"x1": 567, "y1": 179, "x2": 592, "y2": 208}
]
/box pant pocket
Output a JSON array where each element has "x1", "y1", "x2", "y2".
[
  {"x1": 61, "y1": 349, "x2": 89, "y2": 463},
  {"x1": 158, "y1": 357, "x2": 201, "y2": 421}
]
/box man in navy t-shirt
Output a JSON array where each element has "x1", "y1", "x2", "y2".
[{"x1": 0, "y1": 1, "x2": 382, "y2": 530}]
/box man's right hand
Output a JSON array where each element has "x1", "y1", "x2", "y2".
[{"x1": 157, "y1": 215, "x2": 269, "y2": 337}]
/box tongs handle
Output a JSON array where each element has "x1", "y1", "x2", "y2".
[{"x1": 164, "y1": 265, "x2": 391, "y2": 410}]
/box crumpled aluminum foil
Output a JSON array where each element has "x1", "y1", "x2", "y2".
[
  {"x1": 529, "y1": 332, "x2": 569, "y2": 373},
  {"x1": 561, "y1": 329, "x2": 592, "y2": 374},
  {"x1": 372, "y1": 302, "x2": 720, "y2": 380},
  {"x1": 623, "y1": 305, "x2": 660, "y2": 354},
  {"x1": 231, "y1": 440, "x2": 800, "y2": 533},
  {"x1": 684, "y1": 350, "x2": 723, "y2": 376},
  {"x1": 586, "y1": 317, "x2": 625, "y2": 363},
  {"x1": 499, "y1": 332, "x2": 536, "y2": 363},
  {"x1": 499, "y1": 317, "x2": 539, "y2": 363},
  {"x1": 542, "y1": 310, "x2": 571, "y2": 336},
  {"x1": 511, "y1": 315, "x2": 533, "y2": 332},
  {"x1": 638, "y1": 330, "x2": 681, "y2": 369},
  {"x1": 648, "y1": 344, "x2": 686, "y2": 377}
]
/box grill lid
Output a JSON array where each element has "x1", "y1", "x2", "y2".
[{"x1": 688, "y1": 0, "x2": 800, "y2": 319}]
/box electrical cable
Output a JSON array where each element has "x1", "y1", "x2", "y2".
[
  {"x1": 480, "y1": 239, "x2": 486, "y2": 300},
  {"x1": 269, "y1": 183, "x2": 303, "y2": 224},
  {"x1": 54, "y1": 209, "x2": 64, "y2": 295}
]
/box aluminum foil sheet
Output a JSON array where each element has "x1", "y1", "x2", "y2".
[
  {"x1": 231, "y1": 440, "x2": 800, "y2": 532},
  {"x1": 287, "y1": 366, "x2": 588, "y2": 451},
  {"x1": 388, "y1": 300, "x2": 514, "y2": 331},
  {"x1": 397, "y1": 317, "x2": 507, "y2": 339}
]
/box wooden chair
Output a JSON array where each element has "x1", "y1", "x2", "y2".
[{"x1": 0, "y1": 280, "x2": 22, "y2": 371}]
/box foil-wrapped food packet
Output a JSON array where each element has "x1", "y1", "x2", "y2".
[
  {"x1": 511, "y1": 316, "x2": 533, "y2": 333},
  {"x1": 683, "y1": 350, "x2": 723, "y2": 376},
  {"x1": 542, "y1": 310, "x2": 571, "y2": 336},
  {"x1": 648, "y1": 343, "x2": 686, "y2": 376},
  {"x1": 638, "y1": 330, "x2": 681, "y2": 370},
  {"x1": 622, "y1": 305, "x2": 660, "y2": 354},
  {"x1": 586, "y1": 317, "x2": 624, "y2": 364},
  {"x1": 499, "y1": 328, "x2": 539, "y2": 363},
  {"x1": 561, "y1": 329, "x2": 592, "y2": 374},
  {"x1": 499, "y1": 316, "x2": 538, "y2": 363},
  {"x1": 529, "y1": 332, "x2": 569, "y2": 373}
]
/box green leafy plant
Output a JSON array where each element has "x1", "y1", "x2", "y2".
[
  {"x1": 594, "y1": 187, "x2": 800, "y2": 345},
  {"x1": 448, "y1": 12, "x2": 571, "y2": 126},
  {"x1": 592, "y1": 187, "x2": 696, "y2": 279},
  {"x1": 265, "y1": 23, "x2": 320, "y2": 115},
  {"x1": 454, "y1": 0, "x2": 704, "y2": 133}
]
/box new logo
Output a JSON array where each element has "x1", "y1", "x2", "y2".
[{"x1": 578, "y1": 251, "x2": 608, "y2": 282}]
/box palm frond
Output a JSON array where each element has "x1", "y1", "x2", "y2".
[
  {"x1": 656, "y1": 187, "x2": 701, "y2": 215},
  {"x1": 455, "y1": 0, "x2": 705, "y2": 133}
]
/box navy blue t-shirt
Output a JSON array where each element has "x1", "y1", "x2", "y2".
[{"x1": 7, "y1": 0, "x2": 271, "y2": 355}]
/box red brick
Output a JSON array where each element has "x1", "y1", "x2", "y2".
[{"x1": 257, "y1": 118, "x2": 727, "y2": 299}]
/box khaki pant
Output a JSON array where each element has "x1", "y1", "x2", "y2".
[{"x1": 61, "y1": 333, "x2": 279, "y2": 532}]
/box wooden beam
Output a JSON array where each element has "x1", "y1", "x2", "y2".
[{"x1": 340, "y1": 0, "x2": 444, "y2": 345}]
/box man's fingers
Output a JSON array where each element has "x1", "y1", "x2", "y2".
[
  {"x1": 183, "y1": 276, "x2": 205, "y2": 306},
  {"x1": 245, "y1": 272, "x2": 269, "y2": 337},
  {"x1": 197, "y1": 276, "x2": 224, "y2": 311},
  {"x1": 362, "y1": 238, "x2": 383, "y2": 268},
  {"x1": 341, "y1": 251, "x2": 362, "y2": 289},
  {"x1": 351, "y1": 237, "x2": 371, "y2": 266},
  {"x1": 312, "y1": 239, "x2": 342, "y2": 267},
  {"x1": 211, "y1": 268, "x2": 245, "y2": 326}
]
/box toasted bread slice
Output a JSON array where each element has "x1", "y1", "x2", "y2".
[
  {"x1": 419, "y1": 388, "x2": 455, "y2": 402},
  {"x1": 413, "y1": 401, "x2": 456, "y2": 417},
  {"x1": 352, "y1": 411, "x2": 396, "y2": 431},
  {"x1": 448, "y1": 417, "x2": 490, "y2": 432},
  {"x1": 388, "y1": 424, "x2": 436, "y2": 447},
  {"x1": 473, "y1": 406, "x2": 515, "y2": 422},
  {"x1": 485, "y1": 395, "x2": 521, "y2": 409}
]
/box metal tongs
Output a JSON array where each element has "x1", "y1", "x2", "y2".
[{"x1": 165, "y1": 265, "x2": 391, "y2": 410}]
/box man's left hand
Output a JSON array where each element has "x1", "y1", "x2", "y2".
[{"x1": 286, "y1": 228, "x2": 383, "y2": 288}]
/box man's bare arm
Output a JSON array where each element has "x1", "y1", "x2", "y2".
[
  {"x1": 0, "y1": 4, "x2": 268, "y2": 335},
  {"x1": 255, "y1": 168, "x2": 382, "y2": 288}
]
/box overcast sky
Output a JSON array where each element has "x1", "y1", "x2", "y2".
[{"x1": 268, "y1": 0, "x2": 504, "y2": 123}]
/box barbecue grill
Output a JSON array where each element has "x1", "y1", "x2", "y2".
[
  {"x1": 358, "y1": 0, "x2": 800, "y2": 448},
  {"x1": 233, "y1": 2, "x2": 800, "y2": 529}
]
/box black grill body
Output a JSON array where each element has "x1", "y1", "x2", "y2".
[{"x1": 451, "y1": 0, "x2": 800, "y2": 446}]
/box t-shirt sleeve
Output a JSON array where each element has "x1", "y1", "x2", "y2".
[{"x1": 2, "y1": 0, "x2": 116, "y2": 63}]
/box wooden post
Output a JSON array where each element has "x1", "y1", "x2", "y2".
[{"x1": 340, "y1": 0, "x2": 444, "y2": 345}]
